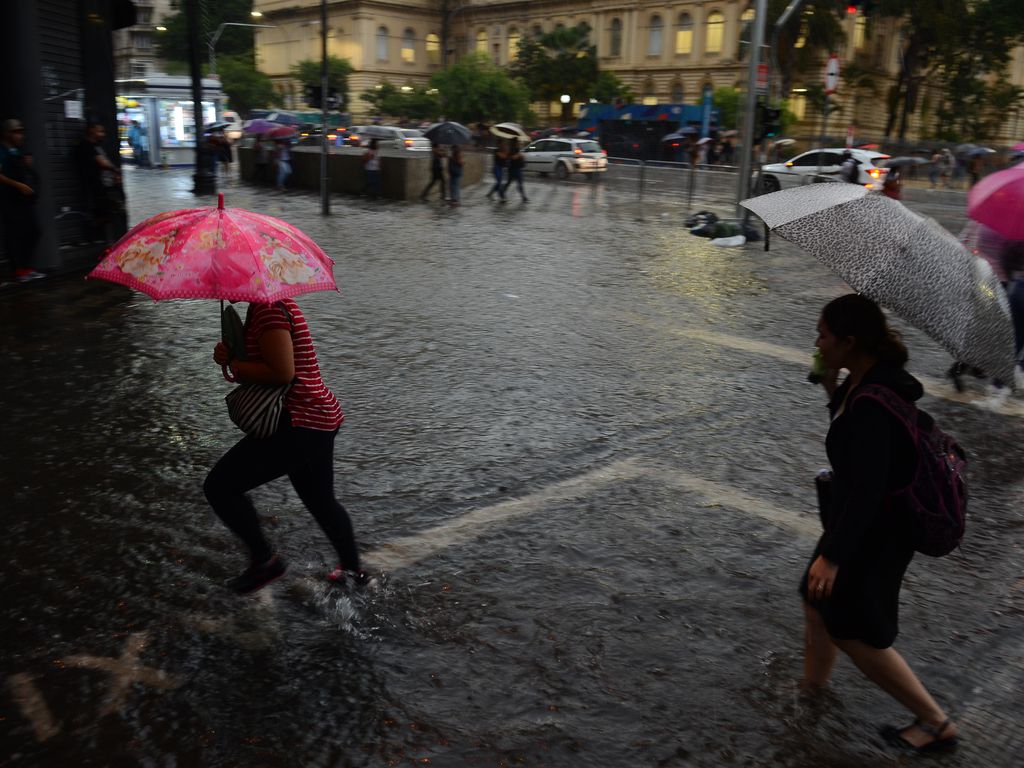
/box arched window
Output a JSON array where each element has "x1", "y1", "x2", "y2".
[
  {"x1": 609, "y1": 18, "x2": 622, "y2": 57},
  {"x1": 476, "y1": 29, "x2": 488, "y2": 53},
  {"x1": 401, "y1": 28, "x2": 415, "y2": 63},
  {"x1": 426, "y1": 33, "x2": 440, "y2": 65},
  {"x1": 705, "y1": 12, "x2": 724, "y2": 54},
  {"x1": 675, "y1": 13, "x2": 693, "y2": 55},
  {"x1": 376, "y1": 26, "x2": 389, "y2": 61},
  {"x1": 670, "y1": 80, "x2": 684, "y2": 103},
  {"x1": 647, "y1": 15, "x2": 663, "y2": 56},
  {"x1": 509, "y1": 27, "x2": 521, "y2": 60}
]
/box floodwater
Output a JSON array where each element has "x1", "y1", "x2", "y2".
[{"x1": 1, "y1": 168, "x2": 1021, "y2": 766}]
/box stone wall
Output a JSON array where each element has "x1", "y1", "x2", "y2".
[{"x1": 238, "y1": 146, "x2": 485, "y2": 201}]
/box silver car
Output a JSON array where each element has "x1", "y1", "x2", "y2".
[
  {"x1": 760, "y1": 148, "x2": 891, "y2": 192},
  {"x1": 350, "y1": 126, "x2": 431, "y2": 151},
  {"x1": 522, "y1": 138, "x2": 608, "y2": 179}
]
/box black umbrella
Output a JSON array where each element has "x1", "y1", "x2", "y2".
[
  {"x1": 424, "y1": 121, "x2": 472, "y2": 145},
  {"x1": 883, "y1": 156, "x2": 928, "y2": 168},
  {"x1": 205, "y1": 121, "x2": 231, "y2": 132}
]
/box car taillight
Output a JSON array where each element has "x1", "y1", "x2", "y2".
[
  {"x1": 350, "y1": 135, "x2": 358, "y2": 142},
  {"x1": 602, "y1": 149, "x2": 607, "y2": 155},
  {"x1": 327, "y1": 134, "x2": 336, "y2": 140},
  {"x1": 868, "y1": 168, "x2": 886, "y2": 179}
]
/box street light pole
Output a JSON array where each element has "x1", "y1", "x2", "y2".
[
  {"x1": 735, "y1": 0, "x2": 767, "y2": 216},
  {"x1": 185, "y1": 0, "x2": 215, "y2": 194},
  {"x1": 208, "y1": 22, "x2": 276, "y2": 76}
]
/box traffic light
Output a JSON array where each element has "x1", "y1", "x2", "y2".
[
  {"x1": 760, "y1": 106, "x2": 782, "y2": 141},
  {"x1": 305, "y1": 85, "x2": 322, "y2": 109}
]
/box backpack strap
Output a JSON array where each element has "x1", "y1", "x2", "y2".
[{"x1": 851, "y1": 384, "x2": 918, "y2": 436}]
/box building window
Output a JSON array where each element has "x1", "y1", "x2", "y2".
[
  {"x1": 509, "y1": 27, "x2": 521, "y2": 60},
  {"x1": 476, "y1": 29, "x2": 488, "y2": 53},
  {"x1": 532, "y1": 25, "x2": 543, "y2": 38},
  {"x1": 706, "y1": 11, "x2": 724, "y2": 54},
  {"x1": 789, "y1": 90, "x2": 806, "y2": 121},
  {"x1": 376, "y1": 26, "x2": 389, "y2": 61},
  {"x1": 647, "y1": 15, "x2": 663, "y2": 56},
  {"x1": 854, "y1": 15, "x2": 866, "y2": 50},
  {"x1": 671, "y1": 80, "x2": 684, "y2": 102},
  {"x1": 642, "y1": 78, "x2": 657, "y2": 106},
  {"x1": 675, "y1": 13, "x2": 693, "y2": 55},
  {"x1": 609, "y1": 18, "x2": 622, "y2": 57},
  {"x1": 130, "y1": 61, "x2": 149, "y2": 78},
  {"x1": 401, "y1": 28, "x2": 415, "y2": 63},
  {"x1": 132, "y1": 31, "x2": 152, "y2": 50},
  {"x1": 426, "y1": 33, "x2": 440, "y2": 65},
  {"x1": 136, "y1": 7, "x2": 152, "y2": 23}
]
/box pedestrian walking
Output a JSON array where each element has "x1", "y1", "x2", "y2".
[
  {"x1": 254, "y1": 135, "x2": 271, "y2": 184},
  {"x1": 73, "y1": 121, "x2": 123, "y2": 245},
  {"x1": 486, "y1": 140, "x2": 508, "y2": 200},
  {"x1": 802, "y1": 293, "x2": 958, "y2": 754},
  {"x1": 206, "y1": 298, "x2": 366, "y2": 593},
  {"x1": 939, "y1": 149, "x2": 954, "y2": 187},
  {"x1": 274, "y1": 139, "x2": 292, "y2": 191},
  {"x1": 968, "y1": 154, "x2": 982, "y2": 187},
  {"x1": 839, "y1": 150, "x2": 859, "y2": 184},
  {"x1": 447, "y1": 144, "x2": 464, "y2": 206},
  {"x1": 720, "y1": 138, "x2": 734, "y2": 165},
  {"x1": 420, "y1": 142, "x2": 446, "y2": 202},
  {"x1": 218, "y1": 132, "x2": 233, "y2": 176},
  {"x1": 0, "y1": 118, "x2": 43, "y2": 283},
  {"x1": 363, "y1": 138, "x2": 381, "y2": 198},
  {"x1": 502, "y1": 139, "x2": 528, "y2": 202}
]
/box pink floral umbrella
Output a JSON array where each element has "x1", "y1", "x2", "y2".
[
  {"x1": 966, "y1": 164, "x2": 1024, "y2": 240},
  {"x1": 88, "y1": 193, "x2": 337, "y2": 302}
]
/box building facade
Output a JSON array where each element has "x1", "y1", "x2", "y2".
[
  {"x1": 112, "y1": 0, "x2": 176, "y2": 80},
  {"x1": 253, "y1": 0, "x2": 1022, "y2": 144}
]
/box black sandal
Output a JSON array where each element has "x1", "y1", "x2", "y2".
[{"x1": 881, "y1": 718, "x2": 959, "y2": 754}]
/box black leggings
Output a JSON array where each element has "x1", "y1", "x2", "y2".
[
  {"x1": 203, "y1": 411, "x2": 360, "y2": 570},
  {"x1": 502, "y1": 169, "x2": 526, "y2": 199}
]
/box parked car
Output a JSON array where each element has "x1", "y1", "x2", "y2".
[
  {"x1": 521, "y1": 138, "x2": 608, "y2": 179},
  {"x1": 760, "y1": 148, "x2": 891, "y2": 192},
  {"x1": 347, "y1": 126, "x2": 431, "y2": 150}
]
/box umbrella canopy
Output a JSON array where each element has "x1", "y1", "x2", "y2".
[
  {"x1": 424, "y1": 121, "x2": 472, "y2": 145},
  {"x1": 660, "y1": 132, "x2": 687, "y2": 142},
  {"x1": 88, "y1": 193, "x2": 337, "y2": 303},
  {"x1": 741, "y1": 183, "x2": 1016, "y2": 383},
  {"x1": 359, "y1": 125, "x2": 393, "y2": 139},
  {"x1": 773, "y1": 138, "x2": 796, "y2": 147},
  {"x1": 720, "y1": 129, "x2": 739, "y2": 138},
  {"x1": 954, "y1": 143, "x2": 978, "y2": 156},
  {"x1": 265, "y1": 124, "x2": 297, "y2": 140},
  {"x1": 490, "y1": 122, "x2": 530, "y2": 142},
  {"x1": 678, "y1": 125, "x2": 699, "y2": 135},
  {"x1": 697, "y1": 137, "x2": 713, "y2": 145},
  {"x1": 967, "y1": 164, "x2": 1024, "y2": 240},
  {"x1": 1012, "y1": 141, "x2": 1024, "y2": 152},
  {"x1": 264, "y1": 111, "x2": 302, "y2": 126},
  {"x1": 883, "y1": 156, "x2": 929, "y2": 168},
  {"x1": 205, "y1": 121, "x2": 231, "y2": 133},
  {"x1": 243, "y1": 119, "x2": 286, "y2": 135}
]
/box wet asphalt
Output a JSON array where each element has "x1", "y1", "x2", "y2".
[{"x1": 0, "y1": 165, "x2": 1021, "y2": 767}]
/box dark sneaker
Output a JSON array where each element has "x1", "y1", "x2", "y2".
[
  {"x1": 327, "y1": 565, "x2": 369, "y2": 587},
  {"x1": 228, "y1": 555, "x2": 287, "y2": 594}
]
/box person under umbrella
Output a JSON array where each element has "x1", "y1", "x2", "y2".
[
  {"x1": 502, "y1": 139, "x2": 528, "y2": 202},
  {"x1": 420, "y1": 142, "x2": 447, "y2": 203},
  {"x1": 447, "y1": 144, "x2": 464, "y2": 206},
  {"x1": 486, "y1": 139, "x2": 508, "y2": 201}
]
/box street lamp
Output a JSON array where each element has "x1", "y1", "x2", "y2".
[
  {"x1": 560, "y1": 94, "x2": 571, "y2": 104},
  {"x1": 208, "y1": 21, "x2": 276, "y2": 76}
]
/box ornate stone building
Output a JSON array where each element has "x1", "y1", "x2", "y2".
[{"x1": 253, "y1": 0, "x2": 1023, "y2": 143}]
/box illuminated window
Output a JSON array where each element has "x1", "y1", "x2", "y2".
[
  {"x1": 648, "y1": 15, "x2": 663, "y2": 56},
  {"x1": 476, "y1": 29, "x2": 488, "y2": 53},
  {"x1": 609, "y1": 18, "x2": 622, "y2": 57},
  {"x1": 675, "y1": 13, "x2": 692, "y2": 55},
  {"x1": 401, "y1": 28, "x2": 415, "y2": 63},
  {"x1": 854, "y1": 15, "x2": 866, "y2": 49},
  {"x1": 426, "y1": 33, "x2": 440, "y2": 65},
  {"x1": 509, "y1": 27, "x2": 520, "y2": 60},
  {"x1": 741, "y1": 7, "x2": 755, "y2": 24},
  {"x1": 532, "y1": 25, "x2": 543, "y2": 38},
  {"x1": 376, "y1": 26, "x2": 388, "y2": 61},
  {"x1": 706, "y1": 11, "x2": 724, "y2": 54},
  {"x1": 789, "y1": 91, "x2": 806, "y2": 121}
]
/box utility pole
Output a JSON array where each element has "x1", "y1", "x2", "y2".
[
  {"x1": 320, "y1": 0, "x2": 329, "y2": 215},
  {"x1": 735, "y1": 0, "x2": 767, "y2": 215}
]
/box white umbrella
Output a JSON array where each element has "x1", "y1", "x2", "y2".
[
  {"x1": 741, "y1": 183, "x2": 1016, "y2": 384},
  {"x1": 490, "y1": 122, "x2": 530, "y2": 142},
  {"x1": 697, "y1": 137, "x2": 713, "y2": 145}
]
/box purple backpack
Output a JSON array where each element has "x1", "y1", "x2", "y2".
[{"x1": 853, "y1": 384, "x2": 968, "y2": 557}]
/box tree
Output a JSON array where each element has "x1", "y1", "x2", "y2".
[
  {"x1": 156, "y1": 0, "x2": 259, "y2": 66},
  {"x1": 768, "y1": 0, "x2": 847, "y2": 98},
  {"x1": 290, "y1": 57, "x2": 354, "y2": 110},
  {"x1": 712, "y1": 87, "x2": 742, "y2": 130},
  {"x1": 216, "y1": 55, "x2": 276, "y2": 118},
  {"x1": 512, "y1": 23, "x2": 598, "y2": 122},
  {"x1": 429, "y1": 53, "x2": 530, "y2": 123},
  {"x1": 360, "y1": 81, "x2": 442, "y2": 120},
  {"x1": 592, "y1": 71, "x2": 634, "y2": 104}
]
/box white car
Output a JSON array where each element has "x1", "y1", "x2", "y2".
[
  {"x1": 349, "y1": 126, "x2": 431, "y2": 151},
  {"x1": 760, "y1": 148, "x2": 891, "y2": 192},
  {"x1": 522, "y1": 138, "x2": 608, "y2": 179}
]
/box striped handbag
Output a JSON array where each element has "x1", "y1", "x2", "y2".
[{"x1": 225, "y1": 381, "x2": 291, "y2": 439}]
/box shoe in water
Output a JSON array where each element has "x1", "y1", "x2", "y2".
[
  {"x1": 327, "y1": 565, "x2": 369, "y2": 587},
  {"x1": 228, "y1": 555, "x2": 287, "y2": 594}
]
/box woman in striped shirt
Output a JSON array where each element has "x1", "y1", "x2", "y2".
[{"x1": 206, "y1": 299, "x2": 365, "y2": 593}]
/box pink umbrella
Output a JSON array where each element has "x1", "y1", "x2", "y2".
[
  {"x1": 1012, "y1": 142, "x2": 1024, "y2": 152},
  {"x1": 88, "y1": 193, "x2": 337, "y2": 302},
  {"x1": 966, "y1": 164, "x2": 1024, "y2": 240},
  {"x1": 266, "y1": 125, "x2": 297, "y2": 140}
]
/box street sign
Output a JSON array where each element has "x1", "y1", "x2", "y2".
[
  {"x1": 824, "y1": 54, "x2": 840, "y2": 95},
  {"x1": 756, "y1": 63, "x2": 769, "y2": 95}
]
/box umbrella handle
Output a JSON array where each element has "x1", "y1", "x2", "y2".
[{"x1": 222, "y1": 364, "x2": 237, "y2": 383}]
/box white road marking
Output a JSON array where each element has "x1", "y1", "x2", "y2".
[
  {"x1": 62, "y1": 632, "x2": 184, "y2": 716},
  {"x1": 6, "y1": 673, "x2": 60, "y2": 742}
]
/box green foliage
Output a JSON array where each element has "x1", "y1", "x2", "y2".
[
  {"x1": 769, "y1": 0, "x2": 846, "y2": 96},
  {"x1": 290, "y1": 57, "x2": 354, "y2": 108},
  {"x1": 712, "y1": 87, "x2": 742, "y2": 129},
  {"x1": 429, "y1": 53, "x2": 530, "y2": 123},
  {"x1": 512, "y1": 23, "x2": 599, "y2": 104},
  {"x1": 156, "y1": 0, "x2": 258, "y2": 65},
  {"x1": 360, "y1": 81, "x2": 441, "y2": 121},
  {"x1": 592, "y1": 71, "x2": 634, "y2": 104},
  {"x1": 216, "y1": 55, "x2": 277, "y2": 118}
]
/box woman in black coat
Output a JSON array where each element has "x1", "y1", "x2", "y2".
[{"x1": 802, "y1": 294, "x2": 958, "y2": 754}]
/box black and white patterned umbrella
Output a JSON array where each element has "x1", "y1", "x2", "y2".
[{"x1": 742, "y1": 183, "x2": 1016, "y2": 383}]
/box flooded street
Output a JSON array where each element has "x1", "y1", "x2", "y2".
[{"x1": 1, "y1": 167, "x2": 1021, "y2": 766}]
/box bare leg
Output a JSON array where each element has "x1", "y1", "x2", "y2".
[
  {"x1": 802, "y1": 602, "x2": 838, "y2": 689},
  {"x1": 833, "y1": 638, "x2": 957, "y2": 747}
]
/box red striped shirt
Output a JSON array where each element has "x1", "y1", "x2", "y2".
[{"x1": 244, "y1": 299, "x2": 343, "y2": 431}]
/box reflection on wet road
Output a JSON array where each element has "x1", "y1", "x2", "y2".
[{"x1": 0, "y1": 168, "x2": 1020, "y2": 766}]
